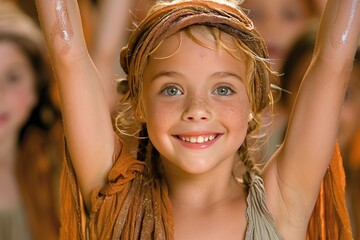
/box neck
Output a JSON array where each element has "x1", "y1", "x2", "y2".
[{"x1": 162, "y1": 159, "x2": 244, "y2": 210}]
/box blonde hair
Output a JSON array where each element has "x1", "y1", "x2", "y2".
[{"x1": 116, "y1": 0, "x2": 277, "y2": 186}]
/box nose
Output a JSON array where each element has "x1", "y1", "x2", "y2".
[{"x1": 182, "y1": 96, "x2": 212, "y2": 122}]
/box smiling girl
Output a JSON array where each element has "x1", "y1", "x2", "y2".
[{"x1": 35, "y1": 0, "x2": 359, "y2": 239}]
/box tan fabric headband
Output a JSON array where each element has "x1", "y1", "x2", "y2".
[{"x1": 120, "y1": 0, "x2": 271, "y2": 111}]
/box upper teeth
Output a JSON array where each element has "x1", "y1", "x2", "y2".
[{"x1": 180, "y1": 135, "x2": 216, "y2": 143}]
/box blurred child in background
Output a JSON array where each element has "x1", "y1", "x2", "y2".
[
  {"x1": 240, "y1": 0, "x2": 322, "y2": 161},
  {"x1": 0, "y1": 2, "x2": 61, "y2": 239},
  {"x1": 240, "y1": 0, "x2": 318, "y2": 71}
]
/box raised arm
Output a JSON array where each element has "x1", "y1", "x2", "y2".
[
  {"x1": 35, "y1": 0, "x2": 115, "y2": 209},
  {"x1": 90, "y1": 0, "x2": 133, "y2": 112},
  {"x1": 263, "y1": 0, "x2": 360, "y2": 230}
]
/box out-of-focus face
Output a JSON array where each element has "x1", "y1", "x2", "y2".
[
  {"x1": 242, "y1": 0, "x2": 313, "y2": 70},
  {"x1": 338, "y1": 64, "x2": 360, "y2": 157},
  {"x1": 0, "y1": 41, "x2": 37, "y2": 141}
]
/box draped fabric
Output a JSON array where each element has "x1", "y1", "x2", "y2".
[
  {"x1": 60, "y1": 137, "x2": 282, "y2": 239},
  {"x1": 245, "y1": 173, "x2": 282, "y2": 239},
  {"x1": 306, "y1": 144, "x2": 353, "y2": 239},
  {"x1": 60, "y1": 137, "x2": 174, "y2": 240},
  {"x1": 59, "y1": 138, "x2": 351, "y2": 240}
]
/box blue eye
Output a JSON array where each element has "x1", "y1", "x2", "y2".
[
  {"x1": 162, "y1": 86, "x2": 183, "y2": 96},
  {"x1": 213, "y1": 86, "x2": 234, "y2": 96}
]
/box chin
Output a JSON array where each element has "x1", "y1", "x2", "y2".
[{"x1": 164, "y1": 156, "x2": 227, "y2": 177}]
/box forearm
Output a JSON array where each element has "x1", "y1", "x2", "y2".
[
  {"x1": 35, "y1": 0, "x2": 110, "y2": 140},
  {"x1": 36, "y1": 0, "x2": 116, "y2": 208},
  {"x1": 291, "y1": 0, "x2": 360, "y2": 152},
  {"x1": 91, "y1": 0, "x2": 133, "y2": 111},
  {"x1": 36, "y1": 0, "x2": 87, "y2": 62},
  {"x1": 279, "y1": 0, "x2": 360, "y2": 206},
  {"x1": 92, "y1": 0, "x2": 133, "y2": 58},
  {"x1": 314, "y1": 0, "x2": 360, "y2": 70}
]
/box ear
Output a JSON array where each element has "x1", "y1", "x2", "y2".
[
  {"x1": 136, "y1": 108, "x2": 147, "y2": 123},
  {"x1": 248, "y1": 112, "x2": 254, "y2": 123}
]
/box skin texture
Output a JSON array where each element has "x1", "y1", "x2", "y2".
[{"x1": 143, "y1": 31, "x2": 250, "y2": 176}]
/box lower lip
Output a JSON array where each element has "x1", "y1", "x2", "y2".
[{"x1": 174, "y1": 135, "x2": 221, "y2": 150}]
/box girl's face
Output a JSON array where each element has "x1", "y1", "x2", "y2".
[
  {"x1": 242, "y1": 0, "x2": 312, "y2": 70},
  {"x1": 0, "y1": 41, "x2": 37, "y2": 141},
  {"x1": 142, "y1": 30, "x2": 250, "y2": 176}
]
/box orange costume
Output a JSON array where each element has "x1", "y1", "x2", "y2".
[
  {"x1": 60, "y1": 138, "x2": 351, "y2": 239},
  {"x1": 58, "y1": 0, "x2": 352, "y2": 239},
  {"x1": 307, "y1": 144, "x2": 353, "y2": 239}
]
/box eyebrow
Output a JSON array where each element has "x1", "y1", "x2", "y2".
[
  {"x1": 211, "y1": 72, "x2": 244, "y2": 82},
  {"x1": 151, "y1": 71, "x2": 183, "y2": 82},
  {"x1": 151, "y1": 71, "x2": 244, "y2": 82}
]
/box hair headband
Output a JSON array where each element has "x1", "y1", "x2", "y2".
[{"x1": 120, "y1": 0, "x2": 271, "y2": 111}]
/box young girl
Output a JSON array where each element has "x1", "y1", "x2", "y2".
[
  {"x1": 0, "y1": 2, "x2": 61, "y2": 239},
  {"x1": 35, "y1": 0, "x2": 360, "y2": 239}
]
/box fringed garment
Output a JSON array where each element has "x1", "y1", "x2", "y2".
[
  {"x1": 306, "y1": 145, "x2": 353, "y2": 239},
  {"x1": 59, "y1": 137, "x2": 350, "y2": 239},
  {"x1": 59, "y1": 0, "x2": 352, "y2": 239},
  {"x1": 60, "y1": 136, "x2": 281, "y2": 239}
]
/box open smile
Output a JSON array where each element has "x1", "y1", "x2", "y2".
[
  {"x1": 177, "y1": 134, "x2": 218, "y2": 143},
  {"x1": 173, "y1": 133, "x2": 222, "y2": 149}
]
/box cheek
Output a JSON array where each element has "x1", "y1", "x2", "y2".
[
  {"x1": 10, "y1": 87, "x2": 37, "y2": 122},
  {"x1": 214, "y1": 99, "x2": 250, "y2": 129},
  {"x1": 143, "y1": 100, "x2": 181, "y2": 155},
  {"x1": 143, "y1": 97, "x2": 180, "y2": 133}
]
